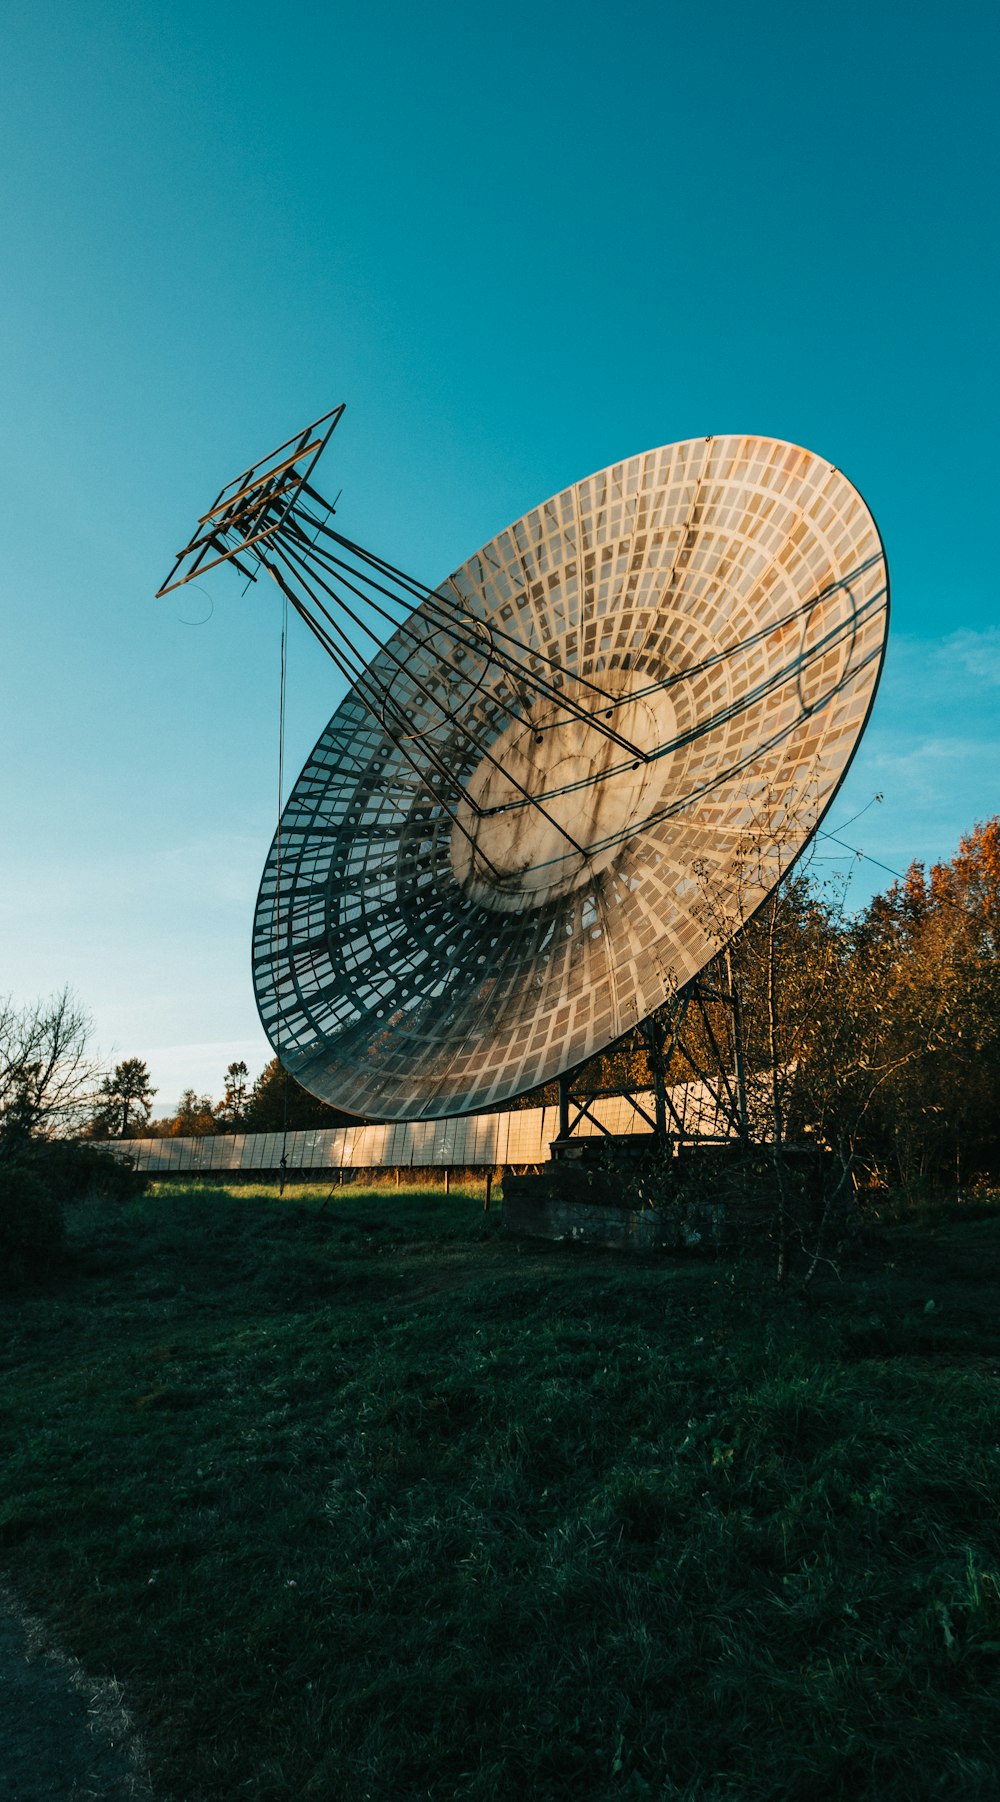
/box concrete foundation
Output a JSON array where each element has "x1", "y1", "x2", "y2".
[
  {"x1": 502, "y1": 1140, "x2": 831, "y2": 1252},
  {"x1": 503, "y1": 1189, "x2": 681, "y2": 1250}
]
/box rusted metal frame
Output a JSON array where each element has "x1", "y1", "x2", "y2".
[
  {"x1": 268, "y1": 540, "x2": 596, "y2": 875},
  {"x1": 556, "y1": 1064, "x2": 659, "y2": 1138},
  {"x1": 157, "y1": 524, "x2": 269, "y2": 596},
  {"x1": 644, "y1": 603, "x2": 879, "y2": 763},
  {"x1": 692, "y1": 983, "x2": 746, "y2": 1120},
  {"x1": 214, "y1": 404, "x2": 345, "y2": 505},
  {"x1": 657, "y1": 980, "x2": 746, "y2": 1146},
  {"x1": 476, "y1": 602, "x2": 884, "y2": 842},
  {"x1": 263, "y1": 554, "x2": 508, "y2": 882},
  {"x1": 161, "y1": 479, "x2": 303, "y2": 574},
  {"x1": 660, "y1": 1082, "x2": 695, "y2": 1142},
  {"x1": 725, "y1": 948, "x2": 750, "y2": 1140},
  {"x1": 562, "y1": 1037, "x2": 666, "y2": 1131},
  {"x1": 179, "y1": 479, "x2": 309, "y2": 570},
  {"x1": 577, "y1": 640, "x2": 887, "y2": 863},
  {"x1": 690, "y1": 985, "x2": 742, "y2": 1131},
  {"x1": 269, "y1": 532, "x2": 598, "y2": 871},
  {"x1": 198, "y1": 445, "x2": 323, "y2": 525},
  {"x1": 273, "y1": 587, "x2": 504, "y2": 890},
  {"x1": 557, "y1": 1070, "x2": 570, "y2": 1139},
  {"x1": 156, "y1": 407, "x2": 345, "y2": 598},
  {"x1": 565, "y1": 1095, "x2": 615, "y2": 1137},
  {"x1": 293, "y1": 512, "x2": 650, "y2": 760},
  {"x1": 561, "y1": 1069, "x2": 657, "y2": 1108},
  {"x1": 620, "y1": 558, "x2": 884, "y2": 710},
  {"x1": 655, "y1": 995, "x2": 713, "y2": 1144},
  {"x1": 312, "y1": 516, "x2": 650, "y2": 728},
  {"x1": 279, "y1": 523, "x2": 512, "y2": 734},
  {"x1": 641, "y1": 1016, "x2": 669, "y2": 1140},
  {"x1": 667, "y1": 992, "x2": 718, "y2": 1094},
  {"x1": 266, "y1": 533, "x2": 486, "y2": 813},
  {"x1": 615, "y1": 1090, "x2": 659, "y2": 1131}
]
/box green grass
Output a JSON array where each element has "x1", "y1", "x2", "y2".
[{"x1": 3, "y1": 1181, "x2": 1000, "y2": 1800}]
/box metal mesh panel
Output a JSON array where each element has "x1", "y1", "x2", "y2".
[
  {"x1": 97, "y1": 1079, "x2": 777, "y2": 1177},
  {"x1": 252, "y1": 435, "x2": 887, "y2": 1121}
]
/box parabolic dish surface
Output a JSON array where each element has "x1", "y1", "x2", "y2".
[{"x1": 253, "y1": 434, "x2": 889, "y2": 1120}]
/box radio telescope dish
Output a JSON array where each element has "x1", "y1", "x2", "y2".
[{"x1": 233, "y1": 431, "x2": 888, "y2": 1121}]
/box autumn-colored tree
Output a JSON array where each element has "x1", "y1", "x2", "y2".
[
  {"x1": 853, "y1": 818, "x2": 1000, "y2": 1187},
  {"x1": 164, "y1": 1089, "x2": 217, "y2": 1138},
  {"x1": 499, "y1": 818, "x2": 1000, "y2": 1213}
]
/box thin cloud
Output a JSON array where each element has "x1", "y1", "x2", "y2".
[{"x1": 883, "y1": 628, "x2": 1000, "y2": 699}]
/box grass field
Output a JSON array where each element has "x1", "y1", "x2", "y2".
[{"x1": 3, "y1": 1180, "x2": 1000, "y2": 1801}]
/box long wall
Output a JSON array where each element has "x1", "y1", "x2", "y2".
[{"x1": 101, "y1": 1080, "x2": 739, "y2": 1177}]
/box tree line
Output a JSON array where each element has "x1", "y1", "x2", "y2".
[
  {"x1": 83, "y1": 1056, "x2": 353, "y2": 1141},
  {"x1": 733, "y1": 815, "x2": 1000, "y2": 1189},
  {"x1": 3, "y1": 815, "x2": 999, "y2": 1195},
  {"x1": 511, "y1": 815, "x2": 1000, "y2": 1194}
]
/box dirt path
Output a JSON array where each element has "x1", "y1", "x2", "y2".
[{"x1": 0, "y1": 1591, "x2": 150, "y2": 1802}]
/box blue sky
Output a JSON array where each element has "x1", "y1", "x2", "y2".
[{"x1": 1, "y1": 1, "x2": 997, "y2": 1111}]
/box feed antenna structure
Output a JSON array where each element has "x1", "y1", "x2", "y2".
[{"x1": 158, "y1": 412, "x2": 889, "y2": 1121}]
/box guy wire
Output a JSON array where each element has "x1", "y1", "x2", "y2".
[{"x1": 276, "y1": 587, "x2": 289, "y2": 1195}]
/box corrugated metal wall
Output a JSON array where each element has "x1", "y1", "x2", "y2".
[{"x1": 96, "y1": 1079, "x2": 743, "y2": 1176}]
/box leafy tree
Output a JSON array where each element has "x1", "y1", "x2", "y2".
[
  {"x1": 167, "y1": 1090, "x2": 217, "y2": 1137},
  {"x1": 215, "y1": 1061, "x2": 249, "y2": 1132},
  {"x1": 243, "y1": 1059, "x2": 355, "y2": 1132},
  {"x1": 682, "y1": 816, "x2": 1000, "y2": 1229},
  {"x1": 853, "y1": 818, "x2": 1000, "y2": 1188},
  {"x1": 88, "y1": 1058, "x2": 157, "y2": 1139},
  {"x1": 498, "y1": 817, "x2": 1000, "y2": 1223}
]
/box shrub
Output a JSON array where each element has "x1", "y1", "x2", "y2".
[
  {"x1": 0, "y1": 1142, "x2": 146, "y2": 1283},
  {"x1": 0, "y1": 1161, "x2": 65, "y2": 1277},
  {"x1": 29, "y1": 1139, "x2": 148, "y2": 1204}
]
